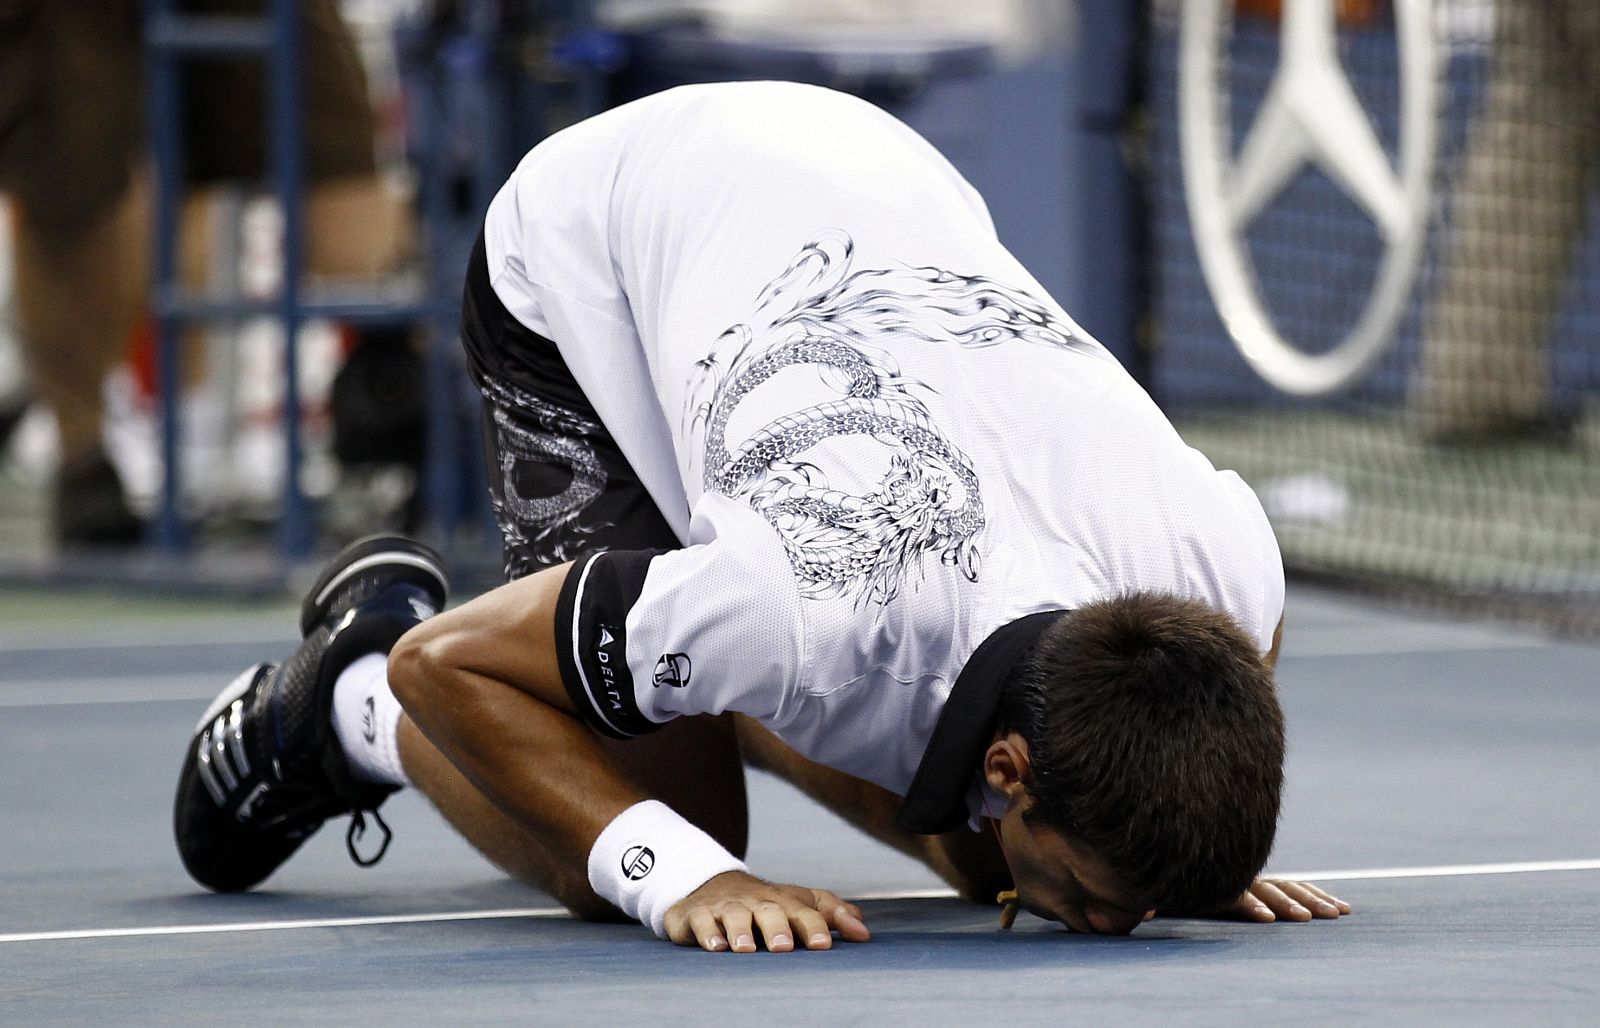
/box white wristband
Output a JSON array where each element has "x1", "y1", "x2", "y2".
[{"x1": 587, "y1": 800, "x2": 748, "y2": 938}]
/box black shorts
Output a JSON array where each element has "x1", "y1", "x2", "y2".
[{"x1": 459, "y1": 232, "x2": 678, "y2": 581}]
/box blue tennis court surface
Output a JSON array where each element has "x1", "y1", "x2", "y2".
[{"x1": 3, "y1": 584, "x2": 1597, "y2": 1023}]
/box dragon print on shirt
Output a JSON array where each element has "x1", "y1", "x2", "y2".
[
  {"x1": 478, "y1": 372, "x2": 609, "y2": 576},
  {"x1": 687, "y1": 231, "x2": 1091, "y2": 606}
]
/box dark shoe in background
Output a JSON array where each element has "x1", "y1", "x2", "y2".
[
  {"x1": 55, "y1": 446, "x2": 142, "y2": 548},
  {"x1": 0, "y1": 394, "x2": 26, "y2": 454},
  {"x1": 326, "y1": 327, "x2": 426, "y2": 538}
]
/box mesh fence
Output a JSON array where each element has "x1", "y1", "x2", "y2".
[{"x1": 1146, "y1": 0, "x2": 1600, "y2": 632}]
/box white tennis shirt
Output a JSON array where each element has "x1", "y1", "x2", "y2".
[{"x1": 482, "y1": 82, "x2": 1284, "y2": 826}]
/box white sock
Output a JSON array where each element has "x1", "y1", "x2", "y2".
[{"x1": 331, "y1": 652, "x2": 411, "y2": 788}]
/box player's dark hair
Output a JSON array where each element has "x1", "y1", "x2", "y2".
[{"x1": 995, "y1": 592, "x2": 1285, "y2": 914}]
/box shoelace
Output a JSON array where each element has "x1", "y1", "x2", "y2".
[{"x1": 346, "y1": 808, "x2": 393, "y2": 867}]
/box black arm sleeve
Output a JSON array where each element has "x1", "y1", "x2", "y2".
[{"x1": 553, "y1": 549, "x2": 670, "y2": 739}]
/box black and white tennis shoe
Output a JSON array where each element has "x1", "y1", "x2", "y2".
[{"x1": 173, "y1": 535, "x2": 448, "y2": 892}]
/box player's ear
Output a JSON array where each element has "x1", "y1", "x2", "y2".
[{"x1": 983, "y1": 732, "x2": 1032, "y2": 798}]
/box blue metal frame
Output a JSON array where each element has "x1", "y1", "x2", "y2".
[
  {"x1": 146, "y1": 0, "x2": 190, "y2": 552},
  {"x1": 1073, "y1": 0, "x2": 1147, "y2": 385},
  {"x1": 268, "y1": 0, "x2": 310, "y2": 557},
  {"x1": 146, "y1": 0, "x2": 315, "y2": 555}
]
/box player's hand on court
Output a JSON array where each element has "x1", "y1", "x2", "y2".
[
  {"x1": 1226, "y1": 877, "x2": 1351, "y2": 922},
  {"x1": 663, "y1": 870, "x2": 871, "y2": 953}
]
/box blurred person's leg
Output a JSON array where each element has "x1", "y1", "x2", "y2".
[
  {"x1": 304, "y1": 176, "x2": 410, "y2": 282},
  {"x1": 297, "y1": 0, "x2": 410, "y2": 285},
  {"x1": 186, "y1": 0, "x2": 410, "y2": 283},
  {"x1": 294, "y1": 0, "x2": 419, "y2": 529},
  {"x1": 3, "y1": 0, "x2": 147, "y2": 545},
  {"x1": 12, "y1": 173, "x2": 149, "y2": 546},
  {"x1": 1413, "y1": 0, "x2": 1599, "y2": 440},
  {"x1": 188, "y1": 0, "x2": 419, "y2": 534},
  {"x1": 201, "y1": 8, "x2": 409, "y2": 276}
]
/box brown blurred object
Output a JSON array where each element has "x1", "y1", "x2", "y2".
[
  {"x1": 1412, "y1": 0, "x2": 1600, "y2": 440},
  {"x1": 1235, "y1": 0, "x2": 1385, "y2": 27}
]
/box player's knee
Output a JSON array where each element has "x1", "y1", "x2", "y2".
[{"x1": 385, "y1": 618, "x2": 453, "y2": 718}]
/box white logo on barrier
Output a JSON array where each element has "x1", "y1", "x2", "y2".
[{"x1": 1180, "y1": 0, "x2": 1438, "y2": 395}]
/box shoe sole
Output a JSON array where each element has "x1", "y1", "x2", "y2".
[{"x1": 299, "y1": 535, "x2": 449, "y2": 638}]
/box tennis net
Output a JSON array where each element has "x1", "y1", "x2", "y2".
[{"x1": 1145, "y1": 0, "x2": 1600, "y2": 632}]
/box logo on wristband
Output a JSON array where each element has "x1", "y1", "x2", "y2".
[{"x1": 621, "y1": 845, "x2": 655, "y2": 881}]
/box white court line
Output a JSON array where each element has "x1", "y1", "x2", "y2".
[
  {"x1": 1268, "y1": 858, "x2": 1600, "y2": 883},
  {"x1": 0, "y1": 674, "x2": 224, "y2": 707},
  {"x1": 0, "y1": 907, "x2": 568, "y2": 945},
  {"x1": 4, "y1": 859, "x2": 1597, "y2": 945},
  {"x1": 0, "y1": 627, "x2": 296, "y2": 653}
]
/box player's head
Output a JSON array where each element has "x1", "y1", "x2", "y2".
[{"x1": 987, "y1": 591, "x2": 1284, "y2": 932}]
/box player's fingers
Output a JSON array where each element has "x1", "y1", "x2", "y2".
[
  {"x1": 782, "y1": 900, "x2": 833, "y2": 950},
  {"x1": 686, "y1": 907, "x2": 728, "y2": 951},
  {"x1": 662, "y1": 901, "x2": 716, "y2": 946},
  {"x1": 1272, "y1": 879, "x2": 1343, "y2": 919},
  {"x1": 812, "y1": 889, "x2": 871, "y2": 942},
  {"x1": 717, "y1": 904, "x2": 758, "y2": 953},
  {"x1": 1227, "y1": 883, "x2": 1277, "y2": 922},
  {"x1": 1236, "y1": 890, "x2": 1276, "y2": 922},
  {"x1": 1297, "y1": 881, "x2": 1352, "y2": 915},
  {"x1": 663, "y1": 904, "x2": 691, "y2": 945},
  {"x1": 1252, "y1": 880, "x2": 1312, "y2": 922},
  {"x1": 752, "y1": 901, "x2": 795, "y2": 952}
]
